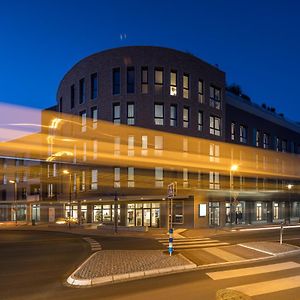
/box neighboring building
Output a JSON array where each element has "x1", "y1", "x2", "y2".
[{"x1": 1, "y1": 46, "x2": 300, "y2": 228}]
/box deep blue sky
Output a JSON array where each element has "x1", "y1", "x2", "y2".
[{"x1": 1, "y1": 0, "x2": 300, "y2": 121}]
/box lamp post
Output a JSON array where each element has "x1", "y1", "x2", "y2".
[
  {"x1": 229, "y1": 165, "x2": 238, "y2": 225},
  {"x1": 287, "y1": 184, "x2": 293, "y2": 224},
  {"x1": 9, "y1": 180, "x2": 17, "y2": 225},
  {"x1": 63, "y1": 169, "x2": 72, "y2": 229}
]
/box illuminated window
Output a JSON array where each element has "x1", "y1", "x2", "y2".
[
  {"x1": 128, "y1": 136, "x2": 134, "y2": 156},
  {"x1": 183, "y1": 107, "x2": 189, "y2": 128},
  {"x1": 127, "y1": 103, "x2": 135, "y2": 125},
  {"x1": 83, "y1": 142, "x2": 87, "y2": 161},
  {"x1": 256, "y1": 202, "x2": 262, "y2": 221},
  {"x1": 141, "y1": 67, "x2": 148, "y2": 94},
  {"x1": 183, "y1": 74, "x2": 189, "y2": 99},
  {"x1": 198, "y1": 111, "x2": 203, "y2": 131},
  {"x1": 282, "y1": 140, "x2": 287, "y2": 152},
  {"x1": 183, "y1": 168, "x2": 188, "y2": 188},
  {"x1": 80, "y1": 171, "x2": 85, "y2": 191},
  {"x1": 113, "y1": 68, "x2": 120, "y2": 95},
  {"x1": 198, "y1": 80, "x2": 204, "y2": 103},
  {"x1": 209, "y1": 86, "x2": 221, "y2": 109},
  {"x1": 141, "y1": 136, "x2": 148, "y2": 156},
  {"x1": 254, "y1": 129, "x2": 260, "y2": 147},
  {"x1": 79, "y1": 78, "x2": 85, "y2": 104},
  {"x1": 113, "y1": 103, "x2": 120, "y2": 124},
  {"x1": 91, "y1": 73, "x2": 98, "y2": 99},
  {"x1": 93, "y1": 140, "x2": 98, "y2": 160},
  {"x1": 209, "y1": 143, "x2": 220, "y2": 162},
  {"x1": 209, "y1": 116, "x2": 221, "y2": 136},
  {"x1": 155, "y1": 136, "x2": 163, "y2": 156},
  {"x1": 128, "y1": 167, "x2": 134, "y2": 188},
  {"x1": 114, "y1": 137, "x2": 120, "y2": 156},
  {"x1": 209, "y1": 171, "x2": 220, "y2": 189},
  {"x1": 263, "y1": 133, "x2": 270, "y2": 149},
  {"x1": 155, "y1": 167, "x2": 163, "y2": 188},
  {"x1": 154, "y1": 68, "x2": 163, "y2": 93},
  {"x1": 91, "y1": 106, "x2": 98, "y2": 129},
  {"x1": 231, "y1": 122, "x2": 235, "y2": 140},
  {"x1": 91, "y1": 169, "x2": 98, "y2": 190},
  {"x1": 114, "y1": 167, "x2": 120, "y2": 188},
  {"x1": 80, "y1": 110, "x2": 87, "y2": 132},
  {"x1": 170, "y1": 105, "x2": 177, "y2": 127},
  {"x1": 239, "y1": 125, "x2": 247, "y2": 143},
  {"x1": 154, "y1": 103, "x2": 164, "y2": 125},
  {"x1": 170, "y1": 71, "x2": 177, "y2": 96},
  {"x1": 70, "y1": 84, "x2": 75, "y2": 109},
  {"x1": 127, "y1": 67, "x2": 135, "y2": 93}
]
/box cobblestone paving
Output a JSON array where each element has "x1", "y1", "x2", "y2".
[
  {"x1": 241, "y1": 241, "x2": 300, "y2": 254},
  {"x1": 74, "y1": 250, "x2": 192, "y2": 279}
]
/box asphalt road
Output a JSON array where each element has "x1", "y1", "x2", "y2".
[{"x1": 1, "y1": 229, "x2": 300, "y2": 300}]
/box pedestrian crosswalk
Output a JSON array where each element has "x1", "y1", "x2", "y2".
[
  {"x1": 156, "y1": 237, "x2": 229, "y2": 250},
  {"x1": 82, "y1": 237, "x2": 102, "y2": 251},
  {"x1": 207, "y1": 261, "x2": 300, "y2": 297}
]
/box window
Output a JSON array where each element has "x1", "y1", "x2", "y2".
[
  {"x1": 255, "y1": 130, "x2": 260, "y2": 147},
  {"x1": 209, "y1": 143, "x2": 220, "y2": 162},
  {"x1": 80, "y1": 110, "x2": 87, "y2": 132},
  {"x1": 183, "y1": 107, "x2": 189, "y2": 128},
  {"x1": 91, "y1": 73, "x2": 98, "y2": 99},
  {"x1": 198, "y1": 111, "x2": 203, "y2": 131},
  {"x1": 113, "y1": 68, "x2": 120, "y2": 95},
  {"x1": 141, "y1": 136, "x2": 148, "y2": 156},
  {"x1": 128, "y1": 167, "x2": 134, "y2": 188},
  {"x1": 209, "y1": 86, "x2": 221, "y2": 109},
  {"x1": 209, "y1": 116, "x2": 221, "y2": 136},
  {"x1": 114, "y1": 167, "x2": 120, "y2": 188},
  {"x1": 263, "y1": 133, "x2": 270, "y2": 149},
  {"x1": 209, "y1": 171, "x2": 220, "y2": 189},
  {"x1": 239, "y1": 125, "x2": 247, "y2": 143},
  {"x1": 91, "y1": 107, "x2": 98, "y2": 129},
  {"x1": 282, "y1": 140, "x2": 287, "y2": 152},
  {"x1": 114, "y1": 137, "x2": 120, "y2": 156},
  {"x1": 127, "y1": 67, "x2": 135, "y2": 93},
  {"x1": 70, "y1": 84, "x2": 75, "y2": 109},
  {"x1": 154, "y1": 68, "x2": 163, "y2": 93},
  {"x1": 275, "y1": 137, "x2": 280, "y2": 151},
  {"x1": 127, "y1": 103, "x2": 135, "y2": 125},
  {"x1": 113, "y1": 103, "x2": 120, "y2": 124},
  {"x1": 128, "y1": 136, "x2": 134, "y2": 156},
  {"x1": 79, "y1": 78, "x2": 85, "y2": 104},
  {"x1": 155, "y1": 167, "x2": 163, "y2": 187},
  {"x1": 141, "y1": 67, "x2": 148, "y2": 94},
  {"x1": 198, "y1": 80, "x2": 204, "y2": 103},
  {"x1": 183, "y1": 168, "x2": 188, "y2": 188},
  {"x1": 170, "y1": 71, "x2": 177, "y2": 96},
  {"x1": 154, "y1": 104, "x2": 164, "y2": 125},
  {"x1": 231, "y1": 123, "x2": 235, "y2": 140},
  {"x1": 170, "y1": 105, "x2": 177, "y2": 127},
  {"x1": 93, "y1": 140, "x2": 98, "y2": 160},
  {"x1": 183, "y1": 74, "x2": 189, "y2": 99},
  {"x1": 91, "y1": 169, "x2": 98, "y2": 190},
  {"x1": 154, "y1": 136, "x2": 163, "y2": 154}
]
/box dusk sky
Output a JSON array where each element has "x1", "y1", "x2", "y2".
[{"x1": 1, "y1": 0, "x2": 300, "y2": 121}]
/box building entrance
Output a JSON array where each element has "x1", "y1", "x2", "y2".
[
  {"x1": 209, "y1": 202, "x2": 220, "y2": 226},
  {"x1": 127, "y1": 203, "x2": 160, "y2": 227}
]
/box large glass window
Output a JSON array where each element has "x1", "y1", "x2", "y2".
[
  {"x1": 113, "y1": 68, "x2": 121, "y2": 95},
  {"x1": 91, "y1": 169, "x2": 98, "y2": 190},
  {"x1": 80, "y1": 110, "x2": 87, "y2": 132},
  {"x1": 79, "y1": 78, "x2": 85, "y2": 104},
  {"x1": 209, "y1": 86, "x2": 221, "y2": 109},
  {"x1": 198, "y1": 111, "x2": 203, "y2": 131},
  {"x1": 173, "y1": 201, "x2": 184, "y2": 224},
  {"x1": 209, "y1": 116, "x2": 221, "y2": 136},
  {"x1": 128, "y1": 167, "x2": 134, "y2": 187},
  {"x1": 239, "y1": 125, "x2": 247, "y2": 143},
  {"x1": 113, "y1": 103, "x2": 120, "y2": 124},
  {"x1": 170, "y1": 71, "x2": 177, "y2": 96},
  {"x1": 91, "y1": 73, "x2": 98, "y2": 99},
  {"x1": 91, "y1": 106, "x2": 98, "y2": 129},
  {"x1": 127, "y1": 67, "x2": 135, "y2": 93},
  {"x1": 141, "y1": 67, "x2": 148, "y2": 94},
  {"x1": 263, "y1": 133, "x2": 270, "y2": 149},
  {"x1": 154, "y1": 104, "x2": 164, "y2": 125},
  {"x1": 114, "y1": 167, "x2": 120, "y2": 188},
  {"x1": 141, "y1": 135, "x2": 148, "y2": 156},
  {"x1": 155, "y1": 167, "x2": 163, "y2": 187},
  {"x1": 127, "y1": 103, "x2": 135, "y2": 125},
  {"x1": 170, "y1": 105, "x2": 177, "y2": 127},
  {"x1": 231, "y1": 122, "x2": 235, "y2": 140},
  {"x1": 198, "y1": 80, "x2": 204, "y2": 103},
  {"x1": 183, "y1": 107, "x2": 189, "y2": 128},
  {"x1": 209, "y1": 171, "x2": 220, "y2": 189},
  {"x1": 154, "y1": 68, "x2": 163, "y2": 93}
]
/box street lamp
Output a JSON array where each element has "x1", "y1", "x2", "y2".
[
  {"x1": 63, "y1": 169, "x2": 72, "y2": 229},
  {"x1": 9, "y1": 180, "x2": 17, "y2": 225},
  {"x1": 229, "y1": 164, "x2": 239, "y2": 225}
]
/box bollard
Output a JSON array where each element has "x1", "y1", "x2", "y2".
[
  {"x1": 280, "y1": 223, "x2": 283, "y2": 244},
  {"x1": 168, "y1": 228, "x2": 173, "y2": 256}
]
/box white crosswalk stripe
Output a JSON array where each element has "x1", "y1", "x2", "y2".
[
  {"x1": 206, "y1": 261, "x2": 300, "y2": 297},
  {"x1": 83, "y1": 237, "x2": 102, "y2": 252},
  {"x1": 156, "y1": 237, "x2": 229, "y2": 250}
]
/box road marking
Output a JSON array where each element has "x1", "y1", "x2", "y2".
[
  {"x1": 83, "y1": 237, "x2": 102, "y2": 252},
  {"x1": 156, "y1": 237, "x2": 210, "y2": 242},
  {"x1": 207, "y1": 261, "x2": 300, "y2": 280},
  {"x1": 239, "y1": 243, "x2": 275, "y2": 256},
  {"x1": 202, "y1": 247, "x2": 243, "y2": 262},
  {"x1": 173, "y1": 242, "x2": 229, "y2": 249},
  {"x1": 228, "y1": 275, "x2": 300, "y2": 296},
  {"x1": 161, "y1": 240, "x2": 220, "y2": 245}
]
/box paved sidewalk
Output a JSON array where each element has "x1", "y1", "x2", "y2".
[{"x1": 67, "y1": 250, "x2": 196, "y2": 286}]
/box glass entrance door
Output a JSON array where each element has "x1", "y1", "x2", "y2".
[
  {"x1": 143, "y1": 209, "x2": 151, "y2": 226},
  {"x1": 136, "y1": 209, "x2": 143, "y2": 226},
  {"x1": 151, "y1": 208, "x2": 160, "y2": 227},
  {"x1": 209, "y1": 202, "x2": 220, "y2": 226}
]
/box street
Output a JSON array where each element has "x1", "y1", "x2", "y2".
[{"x1": 0, "y1": 228, "x2": 300, "y2": 300}]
